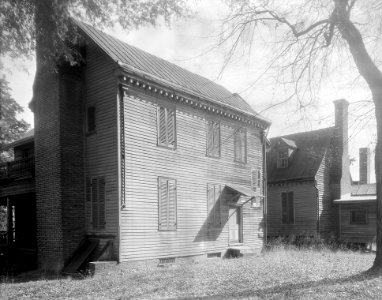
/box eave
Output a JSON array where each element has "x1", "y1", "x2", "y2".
[{"x1": 116, "y1": 62, "x2": 271, "y2": 130}]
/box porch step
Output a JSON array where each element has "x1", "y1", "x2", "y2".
[{"x1": 63, "y1": 239, "x2": 99, "y2": 274}]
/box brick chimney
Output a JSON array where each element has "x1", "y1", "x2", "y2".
[
  {"x1": 332, "y1": 99, "x2": 351, "y2": 196},
  {"x1": 359, "y1": 147, "x2": 370, "y2": 184}
]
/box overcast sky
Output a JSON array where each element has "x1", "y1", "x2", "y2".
[{"x1": 2, "y1": 0, "x2": 377, "y2": 181}]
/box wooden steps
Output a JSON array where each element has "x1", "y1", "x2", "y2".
[{"x1": 63, "y1": 239, "x2": 99, "y2": 274}]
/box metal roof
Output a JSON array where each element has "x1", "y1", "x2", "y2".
[
  {"x1": 334, "y1": 195, "x2": 376, "y2": 203},
  {"x1": 75, "y1": 21, "x2": 268, "y2": 122},
  {"x1": 351, "y1": 183, "x2": 376, "y2": 196}
]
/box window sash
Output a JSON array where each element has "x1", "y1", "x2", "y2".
[
  {"x1": 158, "y1": 177, "x2": 177, "y2": 231},
  {"x1": 350, "y1": 210, "x2": 367, "y2": 225},
  {"x1": 277, "y1": 150, "x2": 288, "y2": 168}
]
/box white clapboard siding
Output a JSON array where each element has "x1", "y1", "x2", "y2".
[
  {"x1": 84, "y1": 42, "x2": 119, "y2": 256},
  {"x1": 120, "y1": 88, "x2": 264, "y2": 261}
]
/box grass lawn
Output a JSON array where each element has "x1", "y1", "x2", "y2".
[{"x1": 1, "y1": 249, "x2": 382, "y2": 299}]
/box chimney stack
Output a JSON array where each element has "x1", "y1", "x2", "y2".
[
  {"x1": 332, "y1": 99, "x2": 351, "y2": 196},
  {"x1": 359, "y1": 147, "x2": 370, "y2": 184}
]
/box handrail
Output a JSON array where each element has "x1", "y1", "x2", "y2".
[{"x1": 0, "y1": 156, "x2": 35, "y2": 180}]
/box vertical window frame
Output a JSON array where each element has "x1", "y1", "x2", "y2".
[
  {"x1": 350, "y1": 209, "x2": 367, "y2": 225},
  {"x1": 158, "y1": 177, "x2": 177, "y2": 231},
  {"x1": 234, "y1": 128, "x2": 247, "y2": 163},
  {"x1": 277, "y1": 149, "x2": 289, "y2": 168},
  {"x1": 157, "y1": 105, "x2": 177, "y2": 149}
]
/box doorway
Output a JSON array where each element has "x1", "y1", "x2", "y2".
[{"x1": 229, "y1": 206, "x2": 243, "y2": 244}]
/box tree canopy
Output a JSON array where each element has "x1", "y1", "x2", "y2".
[
  {"x1": 1, "y1": 0, "x2": 189, "y2": 68},
  {"x1": 0, "y1": 77, "x2": 30, "y2": 162},
  {"x1": 222, "y1": 0, "x2": 382, "y2": 270}
]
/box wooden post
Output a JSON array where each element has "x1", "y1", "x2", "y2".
[{"x1": 6, "y1": 196, "x2": 12, "y2": 246}]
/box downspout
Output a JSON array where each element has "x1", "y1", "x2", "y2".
[
  {"x1": 314, "y1": 180, "x2": 320, "y2": 237},
  {"x1": 262, "y1": 129, "x2": 269, "y2": 246}
]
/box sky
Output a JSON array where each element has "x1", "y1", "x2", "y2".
[{"x1": 2, "y1": 0, "x2": 377, "y2": 181}]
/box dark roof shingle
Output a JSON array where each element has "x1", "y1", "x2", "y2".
[{"x1": 267, "y1": 127, "x2": 334, "y2": 183}]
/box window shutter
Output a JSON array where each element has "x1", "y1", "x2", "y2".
[
  {"x1": 168, "y1": 179, "x2": 177, "y2": 230},
  {"x1": 214, "y1": 184, "x2": 221, "y2": 225},
  {"x1": 91, "y1": 178, "x2": 98, "y2": 228},
  {"x1": 167, "y1": 109, "x2": 176, "y2": 147},
  {"x1": 206, "y1": 122, "x2": 213, "y2": 156},
  {"x1": 207, "y1": 184, "x2": 214, "y2": 225},
  {"x1": 158, "y1": 107, "x2": 167, "y2": 146},
  {"x1": 281, "y1": 192, "x2": 287, "y2": 224},
  {"x1": 158, "y1": 178, "x2": 169, "y2": 230},
  {"x1": 288, "y1": 192, "x2": 294, "y2": 223},
  {"x1": 213, "y1": 122, "x2": 220, "y2": 157},
  {"x1": 241, "y1": 131, "x2": 246, "y2": 162},
  {"x1": 98, "y1": 177, "x2": 106, "y2": 228},
  {"x1": 86, "y1": 177, "x2": 91, "y2": 202}
]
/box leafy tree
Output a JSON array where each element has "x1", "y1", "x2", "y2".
[
  {"x1": 0, "y1": 77, "x2": 29, "y2": 162},
  {"x1": 1, "y1": 0, "x2": 188, "y2": 68},
  {"x1": 222, "y1": 0, "x2": 382, "y2": 270}
]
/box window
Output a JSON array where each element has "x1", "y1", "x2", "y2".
[
  {"x1": 87, "y1": 176, "x2": 106, "y2": 229},
  {"x1": 281, "y1": 192, "x2": 294, "y2": 224},
  {"x1": 251, "y1": 168, "x2": 262, "y2": 191},
  {"x1": 277, "y1": 149, "x2": 288, "y2": 168},
  {"x1": 234, "y1": 128, "x2": 247, "y2": 163},
  {"x1": 87, "y1": 106, "x2": 96, "y2": 133},
  {"x1": 350, "y1": 210, "x2": 367, "y2": 225},
  {"x1": 158, "y1": 177, "x2": 177, "y2": 231},
  {"x1": 157, "y1": 105, "x2": 176, "y2": 149},
  {"x1": 206, "y1": 120, "x2": 220, "y2": 157},
  {"x1": 207, "y1": 183, "x2": 222, "y2": 227}
]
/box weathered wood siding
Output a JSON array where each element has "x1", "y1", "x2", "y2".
[
  {"x1": 267, "y1": 181, "x2": 317, "y2": 236},
  {"x1": 339, "y1": 202, "x2": 376, "y2": 243},
  {"x1": 120, "y1": 88, "x2": 264, "y2": 261},
  {"x1": 315, "y1": 150, "x2": 338, "y2": 237},
  {"x1": 84, "y1": 43, "x2": 119, "y2": 255}
]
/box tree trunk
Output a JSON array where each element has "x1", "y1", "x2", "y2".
[
  {"x1": 373, "y1": 99, "x2": 382, "y2": 270},
  {"x1": 333, "y1": 0, "x2": 382, "y2": 270}
]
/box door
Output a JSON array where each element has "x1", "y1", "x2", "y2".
[{"x1": 229, "y1": 206, "x2": 242, "y2": 244}]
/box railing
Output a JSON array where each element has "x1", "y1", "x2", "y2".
[{"x1": 0, "y1": 156, "x2": 35, "y2": 180}]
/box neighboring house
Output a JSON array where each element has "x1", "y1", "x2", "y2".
[
  {"x1": 0, "y1": 21, "x2": 270, "y2": 273},
  {"x1": 266, "y1": 100, "x2": 351, "y2": 239},
  {"x1": 334, "y1": 148, "x2": 376, "y2": 246}
]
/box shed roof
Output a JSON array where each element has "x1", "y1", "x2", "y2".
[
  {"x1": 8, "y1": 129, "x2": 34, "y2": 148},
  {"x1": 351, "y1": 183, "x2": 376, "y2": 196},
  {"x1": 75, "y1": 21, "x2": 268, "y2": 122},
  {"x1": 267, "y1": 127, "x2": 334, "y2": 183}
]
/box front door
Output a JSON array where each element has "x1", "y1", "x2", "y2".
[{"x1": 229, "y1": 206, "x2": 242, "y2": 244}]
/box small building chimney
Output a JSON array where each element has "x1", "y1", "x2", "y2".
[
  {"x1": 359, "y1": 147, "x2": 370, "y2": 184},
  {"x1": 332, "y1": 99, "x2": 351, "y2": 196}
]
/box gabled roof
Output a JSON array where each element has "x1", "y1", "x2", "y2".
[
  {"x1": 279, "y1": 138, "x2": 297, "y2": 149},
  {"x1": 75, "y1": 21, "x2": 268, "y2": 123},
  {"x1": 267, "y1": 127, "x2": 334, "y2": 183}
]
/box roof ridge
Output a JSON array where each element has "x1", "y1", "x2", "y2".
[
  {"x1": 270, "y1": 126, "x2": 334, "y2": 140},
  {"x1": 74, "y1": 20, "x2": 262, "y2": 119}
]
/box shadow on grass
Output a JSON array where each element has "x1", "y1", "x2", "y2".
[
  {"x1": 0, "y1": 269, "x2": 88, "y2": 284},
  {"x1": 181, "y1": 270, "x2": 381, "y2": 299}
]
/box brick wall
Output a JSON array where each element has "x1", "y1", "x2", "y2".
[
  {"x1": 33, "y1": 64, "x2": 85, "y2": 272},
  {"x1": 359, "y1": 147, "x2": 371, "y2": 184}
]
